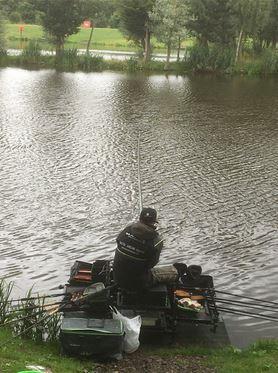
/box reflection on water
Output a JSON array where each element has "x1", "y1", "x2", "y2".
[{"x1": 0, "y1": 68, "x2": 277, "y2": 346}]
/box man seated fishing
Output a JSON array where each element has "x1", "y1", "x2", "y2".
[{"x1": 113, "y1": 207, "x2": 187, "y2": 291}]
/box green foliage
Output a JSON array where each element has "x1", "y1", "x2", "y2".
[
  {"x1": 0, "y1": 328, "x2": 94, "y2": 373},
  {"x1": 78, "y1": 53, "x2": 105, "y2": 71},
  {"x1": 41, "y1": 0, "x2": 83, "y2": 55},
  {"x1": 80, "y1": 0, "x2": 116, "y2": 27},
  {"x1": 117, "y1": 0, "x2": 154, "y2": 48},
  {"x1": 260, "y1": 0, "x2": 278, "y2": 47},
  {"x1": 0, "y1": 0, "x2": 43, "y2": 24},
  {"x1": 187, "y1": 0, "x2": 236, "y2": 46},
  {"x1": 59, "y1": 47, "x2": 79, "y2": 67},
  {"x1": 207, "y1": 341, "x2": 278, "y2": 373},
  {"x1": 0, "y1": 10, "x2": 5, "y2": 50},
  {"x1": 8, "y1": 11, "x2": 21, "y2": 23},
  {"x1": 261, "y1": 48, "x2": 278, "y2": 73},
  {"x1": 21, "y1": 40, "x2": 41, "y2": 60},
  {"x1": 125, "y1": 57, "x2": 140, "y2": 72},
  {"x1": 0, "y1": 280, "x2": 61, "y2": 344},
  {"x1": 150, "y1": 0, "x2": 188, "y2": 65},
  {"x1": 184, "y1": 44, "x2": 234, "y2": 71},
  {"x1": 0, "y1": 280, "x2": 13, "y2": 324},
  {"x1": 235, "y1": 48, "x2": 278, "y2": 75}
]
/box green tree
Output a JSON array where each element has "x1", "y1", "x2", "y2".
[
  {"x1": 17, "y1": 1, "x2": 36, "y2": 23},
  {"x1": 0, "y1": 11, "x2": 5, "y2": 52},
  {"x1": 150, "y1": 0, "x2": 188, "y2": 67},
  {"x1": 187, "y1": 0, "x2": 236, "y2": 47},
  {"x1": 233, "y1": 0, "x2": 271, "y2": 62},
  {"x1": 80, "y1": 0, "x2": 116, "y2": 27},
  {"x1": 41, "y1": 0, "x2": 83, "y2": 57},
  {"x1": 260, "y1": 0, "x2": 278, "y2": 48},
  {"x1": 117, "y1": 0, "x2": 154, "y2": 62}
]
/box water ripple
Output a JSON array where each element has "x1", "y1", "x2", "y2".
[{"x1": 0, "y1": 69, "x2": 277, "y2": 345}]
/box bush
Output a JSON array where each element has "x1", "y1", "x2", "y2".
[
  {"x1": 0, "y1": 48, "x2": 7, "y2": 57},
  {"x1": 78, "y1": 54, "x2": 105, "y2": 71},
  {"x1": 185, "y1": 44, "x2": 210, "y2": 70},
  {"x1": 184, "y1": 44, "x2": 234, "y2": 72},
  {"x1": 60, "y1": 47, "x2": 78, "y2": 68},
  {"x1": 125, "y1": 57, "x2": 140, "y2": 72},
  {"x1": 0, "y1": 280, "x2": 13, "y2": 324},
  {"x1": 9, "y1": 11, "x2": 21, "y2": 23},
  {"x1": 0, "y1": 280, "x2": 61, "y2": 342},
  {"x1": 261, "y1": 49, "x2": 278, "y2": 74},
  {"x1": 21, "y1": 40, "x2": 41, "y2": 63}
]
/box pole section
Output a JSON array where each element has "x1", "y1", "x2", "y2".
[{"x1": 137, "y1": 133, "x2": 143, "y2": 211}]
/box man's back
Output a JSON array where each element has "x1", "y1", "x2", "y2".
[{"x1": 113, "y1": 209, "x2": 163, "y2": 290}]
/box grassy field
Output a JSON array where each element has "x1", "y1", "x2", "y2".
[
  {"x1": 0, "y1": 328, "x2": 93, "y2": 373},
  {"x1": 0, "y1": 327, "x2": 278, "y2": 373},
  {"x1": 5, "y1": 23, "x2": 166, "y2": 52}
]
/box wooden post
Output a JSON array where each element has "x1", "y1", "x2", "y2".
[{"x1": 86, "y1": 22, "x2": 94, "y2": 55}]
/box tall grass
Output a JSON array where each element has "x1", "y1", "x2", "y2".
[
  {"x1": 184, "y1": 44, "x2": 234, "y2": 72},
  {"x1": 0, "y1": 279, "x2": 13, "y2": 324},
  {"x1": 234, "y1": 49, "x2": 278, "y2": 75},
  {"x1": 78, "y1": 53, "x2": 105, "y2": 71},
  {"x1": 21, "y1": 40, "x2": 41, "y2": 64},
  {"x1": 0, "y1": 280, "x2": 61, "y2": 343}
]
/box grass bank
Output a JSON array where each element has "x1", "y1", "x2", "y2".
[
  {"x1": 0, "y1": 328, "x2": 93, "y2": 373},
  {"x1": 0, "y1": 50, "x2": 176, "y2": 74},
  {"x1": 5, "y1": 23, "x2": 167, "y2": 52},
  {"x1": 0, "y1": 328, "x2": 278, "y2": 373}
]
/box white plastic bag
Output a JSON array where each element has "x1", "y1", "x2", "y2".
[{"x1": 112, "y1": 308, "x2": 141, "y2": 353}]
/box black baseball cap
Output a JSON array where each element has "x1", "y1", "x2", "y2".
[
  {"x1": 139, "y1": 208, "x2": 158, "y2": 223},
  {"x1": 187, "y1": 265, "x2": 202, "y2": 279}
]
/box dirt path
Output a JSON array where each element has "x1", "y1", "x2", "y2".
[{"x1": 93, "y1": 351, "x2": 216, "y2": 373}]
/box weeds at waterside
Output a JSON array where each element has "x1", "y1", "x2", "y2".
[
  {"x1": 0, "y1": 280, "x2": 13, "y2": 324},
  {"x1": 1, "y1": 43, "x2": 278, "y2": 75},
  {"x1": 0, "y1": 280, "x2": 61, "y2": 343}
]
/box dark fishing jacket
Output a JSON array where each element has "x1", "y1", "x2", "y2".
[{"x1": 113, "y1": 222, "x2": 163, "y2": 290}]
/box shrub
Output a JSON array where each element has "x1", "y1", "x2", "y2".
[
  {"x1": 125, "y1": 57, "x2": 140, "y2": 72},
  {"x1": 261, "y1": 49, "x2": 278, "y2": 74},
  {"x1": 184, "y1": 44, "x2": 234, "y2": 72},
  {"x1": 78, "y1": 54, "x2": 105, "y2": 71},
  {"x1": 0, "y1": 280, "x2": 61, "y2": 342},
  {"x1": 0, "y1": 280, "x2": 13, "y2": 324},
  {"x1": 59, "y1": 47, "x2": 78, "y2": 68},
  {"x1": 21, "y1": 40, "x2": 41, "y2": 63}
]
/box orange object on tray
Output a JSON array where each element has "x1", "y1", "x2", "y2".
[
  {"x1": 73, "y1": 272, "x2": 92, "y2": 282},
  {"x1": 174, "y1": 290, "x2": 190, "y2": 298},
  {"x1": 174, "y1": 290, "x2": 205, "y2": 301}
]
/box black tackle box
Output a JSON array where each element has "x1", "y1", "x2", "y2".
[
  {"x1": 119, "y1": 284, "x2": 170, "y2": 309},
  {"x1": 60, "y1": 317, "x2": 124, "y2": 358}
]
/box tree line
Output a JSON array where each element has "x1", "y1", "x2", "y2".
[{"x1": 0, "y1": 0, "x2": 278, "y2": 66}]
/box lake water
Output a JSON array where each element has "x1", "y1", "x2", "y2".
[{"x1": 0, "y1": 67, "x2": 277, "y2": 347}]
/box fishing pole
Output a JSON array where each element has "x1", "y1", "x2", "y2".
[
  {"x1": 177, "y1": 286, "x2": 278, "y2": 308},
  {"x1": 0, "y1": 283, "x2": 117, "y2": 348},
  {"x1": 0, "y1": 305, "x2": 62, "y2": 349},
  {"x1": 6, "y1": 292, "x2": 66, "y2": 304},
  {"x1": 214, "y1": 290, "x2": 278, "y2": 307},
  {"x1": 7, "y1": 301, "x2": 63, "y2": 316},
  {"x1": 0, "y1": 306, "x2": 60, "y2": 328},
  {"x1": 212, "y1": 298, "x2": 278, "y2": 313},
  {"x1": 137, "y1": 133, "x2": 164, "y2": 249},
  {"x1": 137, "y1": 132, "x2": 143, "y2": 211},
  {"x1": 215, "y1": 306, "x2": 278, "y2": 323}
]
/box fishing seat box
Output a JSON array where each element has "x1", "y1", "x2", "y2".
[
  {"x1": 60, "y1": 317, "x2": 124, "y2": 357},
  {"x1": 118, "y1": 284, "x2": 170, "y2": 309}
]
